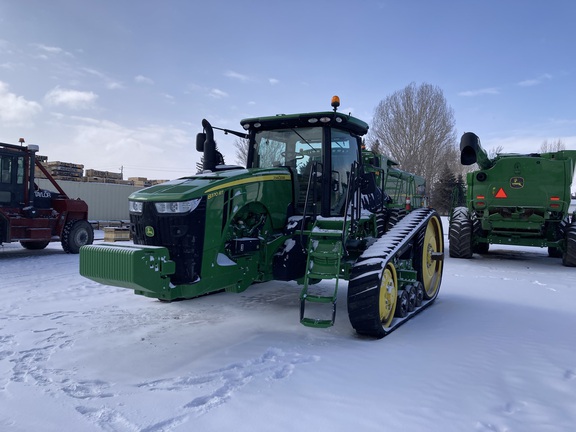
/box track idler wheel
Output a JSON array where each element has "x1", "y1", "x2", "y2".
[
  {"x1": 379, "y1": 262, "x2": 398, "y2": 327},
  {"x1": 347, "y1": 259, "x2": 398, "y2": 338}
]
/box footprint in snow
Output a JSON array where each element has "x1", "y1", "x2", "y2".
[
  {"x1": 63, "y1": 379, "x2": 116, "y2": 399},
  {"x1": 138, "y1": 348, "x2": 319, "y2": 415}
]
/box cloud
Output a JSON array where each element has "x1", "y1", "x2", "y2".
[
  {"x1": 224, "y1": 71, "x2": 250, "y2": 81},
  {"x1": 82, "y1": 68, "x2": 124, "y2": 90},
  {"x1": 44, "y1": 87, "x2": 98, "y2": 109},
  {"x1": 458, "y1": 87, "x2": 499, "y2": 97},
  {"x1": 269, "y1": 78, "x2": 279, "y2": 85},
  {"x1": 209, "y1": 88, "x2": 228, "y2": 98},
  {"x1": 135, "y1": 75, "x2": 154, "y2": 85},
  {"x1": 517, "y1": 73, "x2": 552, "y2": 87},
  {"x1": 32, "y1": 43, "x2": 74, "y2": 58},
  {"x1": 106, "y1": 81, "x2": 124, "y2": 90},
  {"x1": 0, "y1": 81, "x2": 42, "y2": 125},
  {"x1": 0, "y1": 39, "x2": 13, "y2": 54}
]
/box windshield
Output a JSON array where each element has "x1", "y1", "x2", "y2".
[
  {"x1": 252, "y1": 126, "x2": 359, "y2": 216},
  {"x1": 253, "y1": 127, "x2": 322, "y2": 173}
]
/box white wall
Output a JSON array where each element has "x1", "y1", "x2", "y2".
[{"x1": 36, "y1": 178, "x2": 143, "y2": 221}]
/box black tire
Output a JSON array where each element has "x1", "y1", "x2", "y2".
[
  {"x1": 405, "y1": 284, "x2": 416, "y2": 312},
  {"x1": 20, "y1": 240, "x2": 50, "y2": 250},
  {"x1": 451, "y1": 206, "x2": 469, "y2": 221},
  {"x1": 375, "y1": 211, "x2": 387, "y2": 237},
  {"x1": 449, "y1": 218, "x2": 473, "y2": 258},
  {"x1": 395, "y1": 289, "x2": 409, "y2": 318},
  {"x1": 474, "y1": 242, "x2": 490, "y2": 254},
  {"x1": 562, "y1": 223, "x2": 576, "y2": 267},
  {"x1": 386, "y1": 208, "x2": 406, "y2": 231},
  {"x1": 61, "y1": 219, "x2": 94, "y2": 254},
  {"x1": 548, "y1": 246, "x2": 562, "y2": 258},
  {"x1": 347, "y1": 259, "x2": 398, "y2": 339},
  {"x1": 413, "y1": 282, "x2": 424, "y2": 307}
]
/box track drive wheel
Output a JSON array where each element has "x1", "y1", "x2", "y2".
[
  {"x1": 347, "y1": 260, "x2": 398, "y2": 339},
  {"x1": 20, "y1": 240, "x2": 50, "y2": 250},
  {"x1": 414, "y1": 213, "x2": 444, "y2": 300},
  {"x1": 61, "y1": 219, "x2": 94, "y2": 254}
]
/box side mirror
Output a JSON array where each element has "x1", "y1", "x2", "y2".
[{"x1": 196, "y1": 133, "x2": 206, "y2": 152}]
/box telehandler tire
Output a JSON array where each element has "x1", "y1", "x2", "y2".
[
  {"x1": 20, "y1": 240, "x2": 50, "y2": 250},
  {"x1": 62, "y1": 220, "x2": 94, "y2": 254}
]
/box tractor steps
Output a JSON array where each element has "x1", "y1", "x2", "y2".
[{"x1": 299, "y1": 218, "x2": 349, "y2": 328}]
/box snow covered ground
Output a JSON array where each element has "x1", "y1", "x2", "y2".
[{"x1": 1, "y1": 218, "x2": 575, "y2": 432}]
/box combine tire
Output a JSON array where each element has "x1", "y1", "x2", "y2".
[
  {"x1": 449, "y1": 217, "x2": 473, "y2": 258},
  {"x1": 375, "y1": 211, "x2": 387, "y2": 237},
  {"x1": 386, "y1": 208, "x2": 406, "y2": 231},
  {"x1": 348, "y1": 260, "x2": 398, "y2": 338},
  {"x1": 548, "y1": 247, "x2": 562, "y2": 258},
  {"x1": 61, "y1": 220, "x2": 94, "y2": 254},
  {"x1": 562, "y1": 223, "x2": 576, "y2": 267},
  {"x1": 20, "y1": 240, "x2": 50, "y2": 250},
  {"x1": 414, "y1": 213, "x2": 444, "y2": 300},
  {"x1": 451, "y1": 206, "x2": 469, "y2": 220},
  {"x1": 474, "y1": 242, "x2": 490, "y2": 254}
]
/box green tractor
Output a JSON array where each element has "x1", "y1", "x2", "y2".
[
  {"x1": 449, "y1": 132, "x2": 576, "y2": 266},
  {"x1": 80, "y1": 97, "x2": 444, "y2": 338}
]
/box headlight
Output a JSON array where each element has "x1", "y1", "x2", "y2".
[
  {"x1": 155, "y1": 198, "x2": 201, "y2": 214},
  {"x1": 129, "y1": 200, "x2": 143, "y2": 214}
]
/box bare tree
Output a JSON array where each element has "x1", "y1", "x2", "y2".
[
  {"x1": 488, "y1": 145, "x2": 504, "y2": 159},
  {"x1": 540, "y1": 139, "x2": 566, "y2": 153},
  {"x1": 234, "y1": 137, "x2": 249, "y2": 166},
  {"x1": 368, "y1": 82, "x2": 457, "y2": 186}
]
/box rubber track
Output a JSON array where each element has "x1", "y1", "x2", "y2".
[{"x1": 347, "y1": 208, "x2": 441, "y2": 338}]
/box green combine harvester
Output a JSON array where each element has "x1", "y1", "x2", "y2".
[
  {"x1": 80, "y1": 97, "x2": 444, "y2": 338},
  {"x1": 450, "y1": 132, "x2": 576, "y2": 266}
]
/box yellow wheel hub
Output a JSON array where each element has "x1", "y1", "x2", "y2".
[
  {"x1": 420, "y1": 215, "x2": 443, "y2": 299},
  {"x1": 378, "y1": 262, "x2": 397, "y2": 327}
]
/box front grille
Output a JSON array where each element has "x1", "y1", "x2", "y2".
[{"x1": 130, "y1": 198, "x2": 206, "y2": 284}]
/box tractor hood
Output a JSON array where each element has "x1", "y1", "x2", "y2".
[{"x1": 128, "y1": 167, "x2": 289, "y2": 202}]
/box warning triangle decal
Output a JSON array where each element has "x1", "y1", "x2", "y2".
[{"x1": 495, "y1": 187, "x2": 507, "y2": 198}]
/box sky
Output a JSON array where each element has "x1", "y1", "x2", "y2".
[{"x1": 0, "y1": 0, "x2": 575, "y2": 182}]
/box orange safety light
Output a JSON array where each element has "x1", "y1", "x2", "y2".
[
  {"x1": 495, "y1": 188, "x2": 507, "y2": 198},
  {"x1": 331, "y1": 96, "x2": 340, "y2": 111}
]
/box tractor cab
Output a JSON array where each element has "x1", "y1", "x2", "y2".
[{"x1": 241, "y1": 96, "x2": 368, "y2": 217}]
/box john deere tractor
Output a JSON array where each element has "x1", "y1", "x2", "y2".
[
  {"x1": 80, "y1": 97, "x2": 444, "y2": 338},
  {"x1": 450, "y1": 132, "x2": 576, "y2": 266}
]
